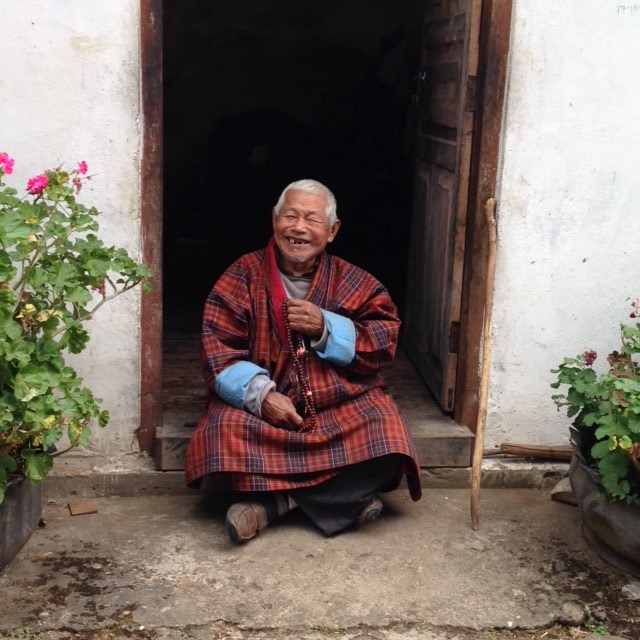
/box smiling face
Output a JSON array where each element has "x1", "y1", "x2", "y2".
[{"x1": 272, "y1": 189, "x2": 341, "y2": 277}]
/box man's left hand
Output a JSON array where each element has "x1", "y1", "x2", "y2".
[{"x1": 285, "y1": 300, "x2": 324, "y2": 338}]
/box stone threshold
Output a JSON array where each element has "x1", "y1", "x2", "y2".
[{"x1": 42, "y1": 457, "x2": 570, "y2": 502}]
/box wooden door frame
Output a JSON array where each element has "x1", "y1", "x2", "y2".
[
  {"x1": 139, "y1": 0, "x2": 163, "y2": 455},
  {"x1": 137, "y1": 0, "x2": 512, "y2": 453},
  {"x1": 453, "y1": 0, "x2": 512, "y2": 430}
]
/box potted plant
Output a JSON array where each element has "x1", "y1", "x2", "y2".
[
  {"x1": 0, "y1": 151, "x2": 150, "y2": 569},
  {"x1": 551, "y1": 299, "x2": 640, "y2": 575}
]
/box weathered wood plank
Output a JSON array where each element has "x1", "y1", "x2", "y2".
[
  {"x1": 455, "y1": 0, "x2": 513, "y2": 430},
  {"x1": 139, "y1": 0, "x2": 164, "y2": 456}
]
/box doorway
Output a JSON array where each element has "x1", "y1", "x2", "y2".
[
  {"x1": 149, "y1": 0, "x2": 512, "y2": 469},
  {"x1": 163, "y1": 1, "x2": 423, "y2": 323}
]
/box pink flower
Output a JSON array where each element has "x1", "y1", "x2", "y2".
[
  {"x1": 77, "y1": 160, "x2": 88, "y2": 175},
  {"x1": 631, "y1": 299, "x2": 640, "y2": 319},
  {"x1": 582, "y1": 349, "x2": 597, "y2": 366},
  {"x1": 26, "y1": 174, "x2": 48, "y2": 195},
  {"x1": 0, "y1": 152, "x2": 15, "y2": 175}
]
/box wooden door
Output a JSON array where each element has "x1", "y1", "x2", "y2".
[{"x1": 404, "y1": 0, "x2": 481, "y2": 412}]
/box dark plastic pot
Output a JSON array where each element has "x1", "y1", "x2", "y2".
[
  {"x1": 0, "y1": 476, "x2": 42, "y2": 572},
  {"x1": 569, "y1": 426, "x2": 640, "y2": 577}
]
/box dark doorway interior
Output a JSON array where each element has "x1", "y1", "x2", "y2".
[
  {"x1": 158, "y1": 1, "x2": 475, "y2": 471},
  {"x1": 163, "y1": 1, "x2": 423, "y2": 327}
]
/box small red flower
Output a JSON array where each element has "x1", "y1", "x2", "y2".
[
  {"x1": 77, "y1": 160, "x2": 88, "y2": 175},
  {"x1": 0, "y1": 152, "x2": 15, "y2": 175},
  {"x1": 92, "y1": 280, "x2": 106, "y2": 296},
  {"x1": 582, "y1": 350, "x2": 597, "y2": 366},
  {"x1": 26, "y1": 173, "x2": 48, "y2": 195}
]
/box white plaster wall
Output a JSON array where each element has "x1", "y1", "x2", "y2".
[
  {"x1": 0, "y1": 2, "x2": 145, "y2": 466},
  {"x1": 487, "y1": 1, "x2": 640, "y2": 449}
]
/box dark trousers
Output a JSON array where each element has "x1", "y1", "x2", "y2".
[{"x1": 287, "y1": 454, "x2": 402, "y2": 536}]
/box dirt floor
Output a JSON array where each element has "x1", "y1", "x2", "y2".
[
  {"x1": 0, "y1": 621, "x2": 636, "y2": 639},
  {"x1": 2, "y1": 488, "x2": 639, "y2": 640}
]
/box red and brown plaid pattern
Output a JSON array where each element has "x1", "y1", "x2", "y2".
[{"x1": 184, "y1": 246, "x2": 422, "y2": 501}]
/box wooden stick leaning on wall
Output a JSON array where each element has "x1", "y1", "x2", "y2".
[{"x1": 470, "y1": 197, "x2": 497, "y2": 530}]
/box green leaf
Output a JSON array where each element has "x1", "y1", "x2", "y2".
[
  {"x1": 0, "y1": 250, "x2": 16, "y2": 283},
  {"x1": 614, "y1": 377, "x2": 640, "y2": 395},
  {"x1": 0, "y1": 469, "x2": 5, "y2": 504},
  {"x1": 1, "y1": 337, "x2": 34, "y2": 366},
  {"x1": 597, "y1": 449, "x2": 632, "y2": 500},
  {"x1": 64, "y1": 286, "x2": 93, "y2": 305},
  {"x1": 59, "y1": 322, "x2": 90, "y2": 354},
  {"x1": 0, "y1": 454, "x2": 18, "y2": 474},
  {"x1": 85, "y1": 258, "x2": 113, "y2": 278},
  {"x1": 68, "y1": 421, "x2": 91, "y2": 447},
  {"x1": 601, "y1": 475, "x2": 631, "y2": 501},
  {"x1": 591, "y1": 440, "x2": 612, "y2": 459},
  {"x1": 0, "y1": 209, "x2": 34, "y2": 243},
  {"x1": 627, "y1": 416, "x2": 640, "y2": 434},
  {"x1": 1, "y1": 317, "x2": 22, "y2": 341},
  {"x1": 21, "y1": 449, "x2": 53, "y2": 483},
  {"x1": 13, "y1": 362, "x2": 62, "y2": 401},
  {"x1": 52, "y1": 262, "x2": 79, "y2": 291},
  {"x1": 40, "y1": 426, "x2": 63, "y2": 449},
  {"x1": 98, "y1": 410, "x2": 110, "y2": 428},
  {"x1": 0, "y1": 285, "x2": 17, "y2": 306},
  {"x1": 582, "y1": 412, "x2": 598, "y2": 427},
  {"x1": 618, "y1": 435, "x2": 633, "y2": 450}
]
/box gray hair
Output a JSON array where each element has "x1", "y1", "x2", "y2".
[{"x1": 273, "y1": 179, "x2": 338, "y2": 227}]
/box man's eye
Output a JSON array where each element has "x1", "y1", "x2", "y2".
[{"x1": 281, "y1": 214, "x2": 323, "y2": 226}]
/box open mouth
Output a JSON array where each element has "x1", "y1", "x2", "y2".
[{"x1": 286, "y1": 237, "x2": 310, "y2": 246}]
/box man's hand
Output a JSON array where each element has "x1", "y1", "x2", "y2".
[
  {"x1": 285, "y1": 299, "x2": 324, "y2": 338},
  {"x1": 261, "y1": 391, "x2": 305, "y2": 430}
]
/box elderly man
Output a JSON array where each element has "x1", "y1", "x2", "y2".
[{"x1": 185, "y1": 179, "x2": 421, "y2": 543}]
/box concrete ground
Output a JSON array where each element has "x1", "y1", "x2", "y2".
[{"x1": 1, "y1": 477, "x2": 640, "y2": 640}]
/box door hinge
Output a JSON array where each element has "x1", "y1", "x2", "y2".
[
  {"x1": 465, "y1": 75, "x2": 478, "y2": 112},
  {"x1": 449, "y1": 321, "x2": 460, "y2": 354}
]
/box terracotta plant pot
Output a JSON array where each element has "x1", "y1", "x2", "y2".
[
  {"x1": 569, "y1": 427, "x2": 640, "y2": 577},
  {"x1": 0, "y1": 477, "x2": 43, "y2": 572}
]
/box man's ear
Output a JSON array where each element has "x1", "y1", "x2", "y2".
[{"x1": 327, "y1": 219, "x2": 341, "y2": 243}]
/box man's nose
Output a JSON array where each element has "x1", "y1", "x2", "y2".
[{"x1": 292, "y1": 216, "x2": 307, "y2": 230}]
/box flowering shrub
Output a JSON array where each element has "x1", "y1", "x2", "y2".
[
  {"x1": 551, "y1": 300, "x2": 640, "y2": 501},
  {"x1": 0, "y1": 153, "x2": 151, "y2": 504}
]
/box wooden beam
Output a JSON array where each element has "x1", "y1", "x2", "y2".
[
  {"x1": 500, "y1": 443, "x2": 573, "y2": 462},
  {"x1": 138, "y1": 0, "x2": 163, "y2": 455},
  {"x1": 454, "y1": 0, "x2": 513, "y2": 431}
]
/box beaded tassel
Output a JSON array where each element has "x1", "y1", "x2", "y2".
[{"x1": 283, "y1": 300, "x2": 317, "y2": 432}]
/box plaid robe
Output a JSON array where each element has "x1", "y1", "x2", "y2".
[{"x1": 184, "y1": 245, "x2": 422, "y2": 501}]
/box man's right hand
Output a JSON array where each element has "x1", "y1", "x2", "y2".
[{"x1": 261, "y1": 391, "x2": 305, "y2": 430}]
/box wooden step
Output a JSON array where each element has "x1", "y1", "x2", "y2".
[
  {"x1": 158, "y1": 334, "x2": 474, "y2": 471},
  {"x1": 156, "y1": 412, "x2": 474, "y2": 471}
]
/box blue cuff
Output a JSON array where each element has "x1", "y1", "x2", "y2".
[
  {"x1": 314, "y1": 309, "x2": 356, "y2": 366},
  {"x1": 215, "y1": 361, "x2": 270, "y2": 408}
]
